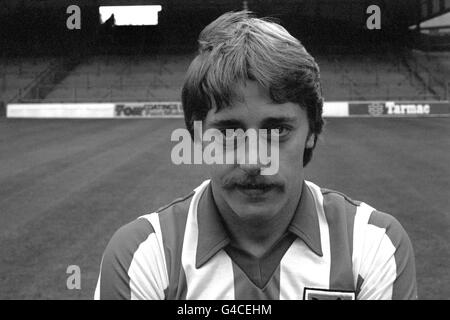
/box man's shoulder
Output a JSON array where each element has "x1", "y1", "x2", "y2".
[
  {"x1": 112, "y1": 192, "x2": 194, "y2": 247},
  {"x1": 102, "y1": 217, "x2": 156, "y2": 269},
  {"x1": 307, "y1": 181, "x2": 363, "y2": 225},
  {"x1": 307, "y1": 181, "x2": 405, "y2": 237},
  {"x1": 155, "y1": 191, "x2": 195, "y2": 216},
  {"x1": 320, "y1": 187, "x2": 362, "y2": 207},
  {"x1": 323, "y1": 188, "x2": 400, "y2": 225},
  {"x1": 105, "y1": 191, "x2": 195, "y2": 255}
]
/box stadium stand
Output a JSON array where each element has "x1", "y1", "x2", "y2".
[
  {"x1": 1, "y1": 51, "x2": 444, "y2": 104},
  {"x1": 406, "y1": 50, "x2": 450, "y2": 100},
  {"x1": 317, "y1": 52, "x2": 439, "y2": 101},
  {"x1": 41, "y1": 54, "x2": 193, "y2": 102},
  {"x1": 0, "y1": 57, "x2": 54, "y2": 103}
]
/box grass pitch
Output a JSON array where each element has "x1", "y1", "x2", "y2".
[{"x1": 0, "y1": 117, "x2": 448, "y2": 299}]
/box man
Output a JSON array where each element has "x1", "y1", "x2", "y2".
[{"x1": 94, "y1": 11, "x2": 417, "y2": 300}]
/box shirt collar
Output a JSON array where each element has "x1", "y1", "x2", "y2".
[
  {"x1": 195, "y1": 181, "x2": 323, "y2": 268},
  {"x1": 287, "y1": 182, "x2": 323, "y2": 257}
]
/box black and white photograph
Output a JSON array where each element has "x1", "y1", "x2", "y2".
[{"x1": 0, "y1": 0, "x2": 449, "y2": 303}]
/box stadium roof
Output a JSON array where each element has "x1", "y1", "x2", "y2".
[{"x1": 2, "y1": 0, "x2": 450, "y2": 30}]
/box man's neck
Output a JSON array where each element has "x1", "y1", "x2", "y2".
[{"x1": 212, "y1": 185, "x2": 302, "y2": 258}]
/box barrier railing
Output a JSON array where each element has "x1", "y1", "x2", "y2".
[
  {"x1": 20, "y1": 85, "x2": 167, "y2": 103},
  {"x1": 18, "y1": 84, "x2": 440, "y2": 104}
]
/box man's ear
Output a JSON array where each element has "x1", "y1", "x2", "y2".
[{"x1": 306, "y1": 133, "x2": 315, "y2": 149}]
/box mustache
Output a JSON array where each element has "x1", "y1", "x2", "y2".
[{"x1": 222, "y1": 173, "x2": 284, "y2": 190}]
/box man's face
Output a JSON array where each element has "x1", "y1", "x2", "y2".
[{"x1": 203, "y1": 81, "x2": 315, "y2": 222}]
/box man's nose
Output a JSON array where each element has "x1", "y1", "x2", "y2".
[
  {"x1": 239, "y1": 163, "x2": 261, "y2": 176},
  {"x1": 237, "y1": 133, "x2": 263, "y2": 176}
]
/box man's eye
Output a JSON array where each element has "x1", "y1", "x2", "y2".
[
  {"x1": 219, "y1": 128, "x2": 242, "y2": 140},
  {"x1": 267, "y1": 126, "x2": 291, "y2": 138},
  {"x1": 219, "y1": 128, "x2": 234, "y2": 138}
]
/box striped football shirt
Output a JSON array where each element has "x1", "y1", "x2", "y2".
[{"x1": 94, "y1": 179, "x2": 417, "y2": 300}]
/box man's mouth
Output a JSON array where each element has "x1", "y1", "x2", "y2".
[{"x1": 235, "y1": 183, "x2": 275, "y2": 197}]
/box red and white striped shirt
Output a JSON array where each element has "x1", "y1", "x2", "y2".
[{"x1": 94, "y1": 179, "x2": 417, "y2": 300}]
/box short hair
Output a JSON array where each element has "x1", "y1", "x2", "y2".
[{"x1": 181, "y1": 11, "x2": 324, "y2": 166}]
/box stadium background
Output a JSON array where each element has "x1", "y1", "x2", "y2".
[{"x1": 0, "y1": 0, "x2": 449, "y2": 299}]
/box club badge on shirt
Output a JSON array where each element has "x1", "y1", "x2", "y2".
[{"x1": 303, "y1": 288, "x2": 356, "y2": 300}]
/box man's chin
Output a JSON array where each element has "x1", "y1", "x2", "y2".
[
  {"x1": 233, "y1": 207, "x2": 280, "y2": 222},
  {"x1": 227, "y1": 199, "x2": 283, "y2": 222}
]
